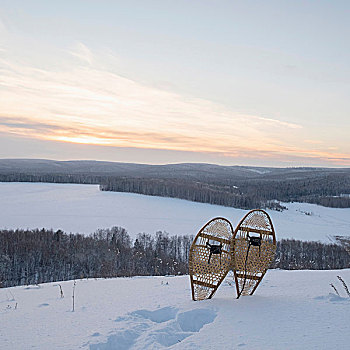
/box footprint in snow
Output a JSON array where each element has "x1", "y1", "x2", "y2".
[
  {"x1": 89, "y1": 307, "x2": 217, "y2": 349},
  {"x1": 38, "y1": 303, "x2": 49, "y2": 307},
  {"x1": 131, "y1": 306, "x2": 178, "y2": 323},
  {"x1": 314, "y1": 293, "x2": 350, "y2": 303}
]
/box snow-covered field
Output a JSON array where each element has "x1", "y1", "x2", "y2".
[
  {"x1": 1, "y1": 183, "x2": 350, "y2": 349},
  {"x1": 1, "y1": 182, "x2": 350, "y2": 241},
  {"x1": 1, "y1": 269, "x2": 350, "y2": 350}
]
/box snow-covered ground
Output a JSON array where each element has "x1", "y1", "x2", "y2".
[
  {"x1": 1, "y1": 269, "x2": 349, "y2": 350},
  {"x1": 1, "y1": 183, "x2": 350, "y2": 349},
  {"x1": 1, "y1": 182, "x2": 350, "y2": 241}
]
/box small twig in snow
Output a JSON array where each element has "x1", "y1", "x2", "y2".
[
  {"x1": 330, "y1": 283, "x2": 340, "y2": 296},
  {"x1": 337, "y1": 276, "x2": 350, "y2": 298},
  {"x1": 58, "y1": 284, "x2": 64, "y2": 298},
  {"x1": 72, "y1": 280, "x2": 76, "y2": 312}
]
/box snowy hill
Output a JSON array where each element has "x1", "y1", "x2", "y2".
[
  {"x1": 1, "y1": 159, "x2": 349, "y2": 180},
  {"x1": 1, "y1": 269, "x2": 350, "y2": 349},
  {"x1": 1, "y1": 182, "x2": 350, "y2": 242},
  {"x1": 2, "y1": 182, "x2": 350, "y2": 349}
]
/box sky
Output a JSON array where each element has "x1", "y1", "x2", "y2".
[{"x1": 0, "y1": 0, "x2": 349, "y2": 167}]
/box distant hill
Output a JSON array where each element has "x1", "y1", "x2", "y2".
[
  {"x1": 0, "y1": 159, "x2": 349, "y2": 209},
  {"x1": 0, "y1": 158, "x2": 348, "y2": 179}
]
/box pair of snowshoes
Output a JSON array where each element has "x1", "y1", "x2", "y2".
[{"x1": 189, "y1": 209, "x2": 276, "y2": 301}]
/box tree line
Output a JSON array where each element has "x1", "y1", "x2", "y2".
[
  {"x1": 100, "y1": 174, "x2": 350, "y2": 209},
  {"x1": 1, "y1": 168, "x2": 350, "y2": 209},
  {"x1": 1, "y1": 228, "x2": 349, "y2": 288},
  {"x1": 0, "y1": 173, "x2": 102, "y2": 185},
  {"x1": 0, "y1": 227, "x2": 191, "y2": 288},
  {"x1": 100, "y1": 177, "x2": 270, "y2": 210},
  {"x1": 237, "y1": 174, "x2": 350, "y2": 208},
  {"x1": 274, "y1": 238, "x2": 350, "y2": 270}
]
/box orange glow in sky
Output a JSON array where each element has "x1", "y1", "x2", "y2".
[{"x1": 0, "y1": 1, "x2": 349, "y2": 167}]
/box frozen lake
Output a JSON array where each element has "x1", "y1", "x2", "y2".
[{"x1": 0, "y1": 182, "x2": 349, "y2": 242}]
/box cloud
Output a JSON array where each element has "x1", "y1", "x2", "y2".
[
  {"x1": 254, "y1": 116, "x2": 302, "y2": 129},
  {"x1": 304, "y1": 139, "x2": 323, "y2": 145},
  {"x1": 0, "y1": 44, "x2": 348, "y2": 166},
  {"x1": 0, "y1": 18, "x2": 7, "y2": 35},
  {"x1": 69, "y1": 42, "x2": 94, "y2": 65},
  {"x1": 1, "y1": 115, "x2": 349, "y2": 166}
]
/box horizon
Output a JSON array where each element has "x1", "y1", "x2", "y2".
[
  {"x1": 0, "y1": 1, "x2": 349, "y2": 167},
  {"x1": 1, "y1": 157, "x2": 349, "y2": 170}
]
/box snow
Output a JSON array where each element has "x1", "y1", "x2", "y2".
[
  {"x1": 1, "y1": 182, "x2": 350, "y2": 348},
  {"x1": 1, "y1": 269, "x2": 350, "y2": 349},
  {"x1": 1, "y1": 182, "x2": 350, "y2": 241},
  {"x1": 245, "y1": 168, "x2": 271, "y2": 174}
]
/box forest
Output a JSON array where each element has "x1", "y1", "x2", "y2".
[
  {"x1": 1, "y1": 159, "x2": 349, "y2": 209},
  {"x1": 99, "y1": 173, "x2": 350, "y2": 210},
  {"x1": 1, "y1": 227, "x2": 349, "y2": 288}
]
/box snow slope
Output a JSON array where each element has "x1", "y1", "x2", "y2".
[
  {"x1": 1, "y1": 182, "x2": 350, "y2": 241},
  {"x1": 1, "y1": 269, "x2": 350, "y2": 350}
]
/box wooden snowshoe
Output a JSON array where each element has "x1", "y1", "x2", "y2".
[
  {"x1": 189, "y1": 210, "x2": 276, "y2": 300},
  {"x1": 189, "y1": 217, "x2": 234, "y2": 301},
  {"x1": 232, "y1": 209, "x2": 276, "y2": 298}
]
